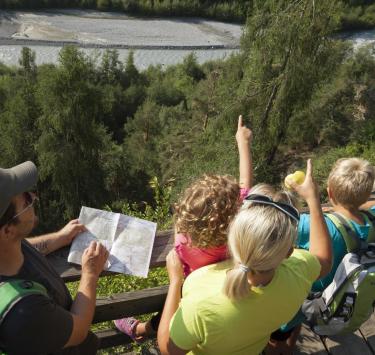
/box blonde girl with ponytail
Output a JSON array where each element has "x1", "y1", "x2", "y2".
[
  {"x1": 223, "y1": 190, "x2": 298, "y2": 301},
  {"x1": 158, "y1": 161, "x2": 332, "y2": 355}
]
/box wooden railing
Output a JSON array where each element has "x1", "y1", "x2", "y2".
[
  {"x1": 46, "y1": 195, "x2": 375, "y2": 350},
  {"x1": 47, "y1": 230, "x2": 174, "y2": 349}
]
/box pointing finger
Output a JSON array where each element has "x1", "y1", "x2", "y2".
[
  {"x1": 306, "y1": 159, "x2": 313, "y2": 178},
  {"x1": 238, "y1": 115, "x2": 243, "y2": 129}
]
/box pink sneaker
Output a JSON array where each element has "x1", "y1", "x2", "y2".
[{"x1": 114, "y1": 317, "x2": 145, "y2": 343}]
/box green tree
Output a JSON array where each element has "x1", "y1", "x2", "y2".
[
  {"x1": 0, "y1": 48, "x2": 39, "y2": 167},
  {"x1": 19, "y1": 47, "x2": 37, "y2": 76},
  {"x1": 124, "y1": 99, "x2": 162, "y2": 176},
  {"x1": 36, "y1": 46, "x2": 111, "y2": 220},
  {"x1": 97, "y1": 0, "x2": 111, "y2": 10},
  {"x1": 124, "y1": 51, "x2": 142, "y2": 87},
  {"x1": 99, "y1": 49, "x2": 124, "y2": 85},
  {"x1": 238, "y1": 0, "x2": 344, "y2": 180}
]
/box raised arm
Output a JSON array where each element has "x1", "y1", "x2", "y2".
[
  {"x1": 158, "y1": 250, "x2": 187, "y2": 355},
  {"x1": 235, "y1": 115, "x2": 253, "y2": 190},
  {"x1": 287, "y1": 159, "x2": 332, "y2": 279},
  {"x1": 27, "y1": 219, "x2": 85, "y2": 255}
]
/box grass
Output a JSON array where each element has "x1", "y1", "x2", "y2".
[{"x1": 66, "y1": 267, "x2": 169, "y2": 354}]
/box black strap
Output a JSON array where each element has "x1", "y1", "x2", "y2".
[
  {"x1": 361, "y1": 210, "x2": 375, "y2": 224},
  {"x1": 360, "y1": 210, "x2": 375, "y2": 244}
]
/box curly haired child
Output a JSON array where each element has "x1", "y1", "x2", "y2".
[{"x1": 114, "y1": 115, "x2": 253, "y2": 341}]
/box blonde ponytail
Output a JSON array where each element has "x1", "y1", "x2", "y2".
[
  {"x1": 223, "y1": 185, "x2": 297, "y2": 301},
  {"x1": 223, "y1": 267, "x2": 250, "y2": 300}
]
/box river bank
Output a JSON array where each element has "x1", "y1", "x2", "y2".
[
  {"x1": 0, "y1": 9, "x2": 241, "y2": 67},
  {"x1": 1, "y1": 9, "x2": 375, "y2": 69},
  {"x1": 0, "y1": 10, "x2": 241, "y2": 47}
]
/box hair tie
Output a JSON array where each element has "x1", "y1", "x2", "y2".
[{"x1": 239, "y1": 264, "x2": 250, "y2": 273}]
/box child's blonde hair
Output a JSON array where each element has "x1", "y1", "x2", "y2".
[
  {"x1": 328, "y1": 158, "x2": 375, "y2": 210},
  {"x1": 248, "y1": 183, "x2": 301, "y2": 210},
  {"x1": 174, "y1": 174, "x2": 240, "y2": 248},
  {"x1": 223, "y1": 184, "x2": 297, "y2": 300}
]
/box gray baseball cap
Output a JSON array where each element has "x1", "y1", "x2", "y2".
[{"x1": 0, "y1": 161, "x2": 38, "y2": 219}]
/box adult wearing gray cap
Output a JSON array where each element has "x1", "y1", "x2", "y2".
[{"x1": 0, "y1": 161, "x2": 109, "y2": 355}]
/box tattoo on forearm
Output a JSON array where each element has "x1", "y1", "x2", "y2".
[{"x1": 34, "y1": 240, "x2": 49, "y2": 254}]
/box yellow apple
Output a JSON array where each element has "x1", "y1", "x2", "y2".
[{"x1": 285, "y1": 170, "x2": 305, "y2": 189}]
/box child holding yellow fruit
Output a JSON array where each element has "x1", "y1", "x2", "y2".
[
  {"x1": 270, "y1": 158, "x2": 375, "y2": 354},
  {"x1": 284, "y1": 171, "x2": 305, "y2": 189}
]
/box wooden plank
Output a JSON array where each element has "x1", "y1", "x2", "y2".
[
  {"x1": 93, "y1": 285, "x2": 168, "y2": 323},
  {"x1": 323, "y1": 330, "x2": 373, "y2": 354},
  {"x1": 47, "y1": 230, "x2": 174, "y2": 282},
  {"x1": 96, "y1": 328, "x2": 133, "y2": 349},
  {"x1": 295, "y1": 324, "x2": 328, "y2": 355},
  {"x1": 96, "y1": 329, "x2": 160, "y2": 350},
  {"x1": 358, "y1": 313, "x2": 375, "y2": 353}
]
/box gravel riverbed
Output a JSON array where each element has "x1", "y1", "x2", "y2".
[{"x1": 0, "y1": 9, "x2": 242, "y2": 68}]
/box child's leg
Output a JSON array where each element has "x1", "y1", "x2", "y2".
[
  {"x1": 135, "y1": 312, "x2": 160, "y2": 336},
  {"x1": 265, "y1": 325, "x2": 301, "y2": 355},
  {"x1": 114, "y1": 312, "x2": 161, "y2": 342},
  {"x1": 150, "y1": 311, "x2": 162, "y2": 332},
  {"x1": 286, "y1": 324, "x2": 302, "y2": 349}
]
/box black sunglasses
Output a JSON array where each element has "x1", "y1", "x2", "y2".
[
  {"x1": 5, "y1": 192, "x2": 38, "y2": 225},
  {"x1": 244, "y1": 194, "x2": 300, "y2": 223}
]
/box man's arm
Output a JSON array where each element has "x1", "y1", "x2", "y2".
[
  {"x1": 65, "y1": 241, "x2": 108, "y2": 347},
  {"x1": 27, "y1": 219, "x2": 85, "y2": 255},
  {"x1": 0, "y1": 241, "x2": 107, "y2": 353},
  {"x1": 158, "y1": 250, "x2": 187, "y2": 355},
  {"x1": 236, "y1": 115, "x2": 253, "y2": 190}
]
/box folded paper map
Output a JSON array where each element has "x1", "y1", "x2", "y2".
[{"x1": 68, "y1": 206, "x2": 157, "y2": 277}]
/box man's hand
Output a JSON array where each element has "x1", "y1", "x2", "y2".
[
  {"x1": 56, "y1": 219, "x2": 86, "y2": 247},
  {"x1": 81, "y1": 241, "x2": 109, "y2": 279},
  {"x1": 27, "y1": 219, "x2": 86, "y2": 255},
  {"x1": 67, "y1": 241, "x2": 109, "y2": 348},
  {"x1": 167, "y1": 249, "x2": 184, "y2": 285},
  {"x1": 286, "y1": 159, "x2": 319, "y2": 204},
  {"x1": 236, "y1": 115, "x2": 252, "y2": 147}
]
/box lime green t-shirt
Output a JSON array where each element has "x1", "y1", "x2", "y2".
[{"x1": 169, "y1": 249, "x2": 320, "y2": 355}]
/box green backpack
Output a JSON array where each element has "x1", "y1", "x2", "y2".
[
  {"x1": 0, "y1": 280, "x2": 48, "y2": 355},
  {"x1": 302, "y1": 210, "x2": 375, "y2": 336}
]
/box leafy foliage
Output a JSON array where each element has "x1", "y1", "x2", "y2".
[
  {"x1": 0, "y1": 1, "x2": 374, "y2": 230},
  {"x1": 2, "y1": 3, "x2": 375, "y2": 354}
]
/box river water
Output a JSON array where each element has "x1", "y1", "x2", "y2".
[
  {"x1": 0, "y1": 45, "x2": 237, "y2": 70},
  {"x1": 0, "y1": 10, "x2": 374, "y2": 69},
  {"x1": 0, "y1": 10, "x2": 241, "y2": 69}
]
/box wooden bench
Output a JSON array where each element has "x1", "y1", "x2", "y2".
[{"x1": 47, "y1": 230, "x2": 174, "y2": 349}]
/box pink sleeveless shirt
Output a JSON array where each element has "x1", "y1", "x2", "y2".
[{"x1": 175, "y1": 188, "x2": 250, "y2": 276}]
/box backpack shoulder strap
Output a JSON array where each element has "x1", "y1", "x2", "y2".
[
  {"x1": 361, "y1": 209, "x2": 375, "y2": 243},
  {"x1": 0, "y1": 280, "x2": 48, "y2": 327},
  {"x1": 325, "y1": 212, "x2": 367, "y2": 253}
]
